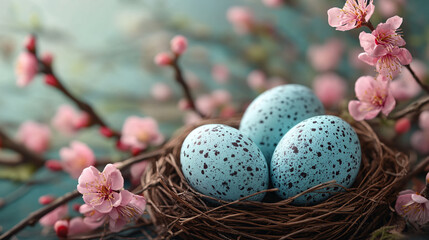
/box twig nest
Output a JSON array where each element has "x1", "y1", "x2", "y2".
[{"x1": 142, "y1": 116, "x2": 409, "y2": 239}]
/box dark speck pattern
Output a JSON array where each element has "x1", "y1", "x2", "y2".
[
  {"x1": 181, "y1": 124, "x2": 269, "y2": 202},
  {"x1": 270, "y1": 115, "x2": 361, "y2": 205},
  {"x1": 239, "y1": 85, "x2": 324, "y2": 166}
]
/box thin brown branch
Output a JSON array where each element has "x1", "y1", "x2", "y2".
[
  {"x1": 405, "y1": 64, "x2": 429, "y2": 94},
  {"x1": 390, "y1": 96, "x2": 429, "y2": 120},
  {"x1": 0, "y1": 148, "x2": 164, "y2": 240},
  {"x1": 0, "y1": 128, "x2": 45, "y2": 167},
  {"x1": 38, "y1": 60, "x2": 121, "y2": 139},
  {"x1": 171, "y1": 58, "x2": 205, "y2": 118}
]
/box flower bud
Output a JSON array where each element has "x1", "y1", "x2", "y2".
[
  {"x1": 44, "y1": 74, "x2": 59, "y2": 87},
  {"x1": 99, "y1": 126, "x2": 114, "y2": 138},
  {"x1": 54, "y1": 220, "x2": 69, "y2": 238},
  {"x1": 170, "y1": 35, "x2": 188, "y2": 55},
  {"x1": 25, "y1": 35, "x2": 36, "y2": 52},
  {"x1": 39, "y1": 195, "x2": 55, "y2": 205},
  {"x1": 154, "y1": 52, "x2": 172, "y2": 66},
  {"x1": 41, "y1": 52, "x2": 53, "y2": 66},
  {"x1": 45, "y1": 160, "x2": 63, "y2": 171},
  {"x1": 395, "y1": 118, "x2": 411, "y2": 134}
]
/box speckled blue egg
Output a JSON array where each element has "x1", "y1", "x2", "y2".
[
  {"x1": 270, "y1": 115, "x2": 361, "y2": 205},
  {"x1": 239, "y1": 84, "x2": 324, "y2": 166},
  {"x1": 181, "y1": 124, "x2": 269, "y2": 202}
]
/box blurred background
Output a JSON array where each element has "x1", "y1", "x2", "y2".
[{"x1": 0, "y1": 0, "x2": 429, "y2": 238}]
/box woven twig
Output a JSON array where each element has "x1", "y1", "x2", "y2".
[{"x1": 141, "y1": 116, "x2": 409, "y2": 240}]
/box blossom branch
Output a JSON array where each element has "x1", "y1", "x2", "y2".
[
  {"x1": 155, "y1": 36, "x2": 205, "y2": 118},
  {"x1": 0, "y1": 128, "x2": 45, "y2": 167},
  {"x1": 171, "y1": 57, "x2": 205, "y2": 118},
  {"x1": 39, "y1": 62, "x2": 121, "y2": 139},
  {"x1": 0, "y1": 148, "x2": 164, "y2": 240},
  {"x1": 363, "y1": 21, "x2": 429, "y2": 94}
]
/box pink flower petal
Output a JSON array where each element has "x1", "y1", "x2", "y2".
[
  {"x1": 358, "y1": 53, "x2": 377, "y2": 66},
  {"x1": 412, "y1": 194, "x2": 429, "y2": 204}
]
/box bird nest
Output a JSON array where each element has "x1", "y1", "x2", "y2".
[{"x1": 141, "y1": 116, "x2": 409, "y2": 239}]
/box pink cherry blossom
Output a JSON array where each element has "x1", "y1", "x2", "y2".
[
  {"x1": 348, "y1": 76, "x2": 396, "y2": 121},
  {"x1": 170, "y1": 35, "x2": 188, "y2": 55},
  {"x1": 54, "y1": 220, "x2": 69, "y2": 238},
  {"x1": 77, "y1": 164, "x2": 124, "y2": 213},
  {"x1": 262, "y1": 0, "x2": 283, "y2": 8},
  {"x1": 120, "y1": 116, "x2": 164, "y2": 152},
  {"x1": 327, "y1": 0, "x2": 375, "y2": 31},
  {"x1": 16, "y1": 121, "x2": 51, "y2": 154},
  {"x1": 359, "y1": 16, "x2": 405, "y2": 57},
  {"x1": 60, "y1": 141, "x2": 96, "y2": 179},
  {"x1": 308, "y1": 38, "x2": 344, "y2": 71},
  {"x1": 184, "y1": 112, "x2": 202, "y2": 126},
  {"x1": 227, "y1": 6, "x2": 254, "y2": 34},
  {"x1": 80, "y1": 190, "x2": 146, "y2": 233},
  {"x1": 154, "y1": 52, "x2": 172, "y2": 66},
  {"x1": 411, "y1": 131, "x2": 429, "y2": 154},
  {"x1": 395, "y1": 190, "x2": 429, "y2": 225},
  {"x1": 196, "y1": 94, "x2": 216, "y2": 117},
  {"x1": 359, "y1": 47, "x2": 412, "y2": 79},
  {"x1": 52, "y1": 105, "x2": 90, "y2": 135},
  {"x1": 39, "y1": 204, "x2": 68, "y2": 227},
  {"x1": 212, "y1": 64, "x2": 230, "y2": 84},
  {"x1": 15, "y1": 52, "x2": 38, "y2": 87},
  {"x1": 313, "y1": 73, "x2": 347, "y2": 108},
  {"x1": 358, "y1": 16, "x2": 412, "y2": 79},
  {"x1": 211, "y1": 90, "x2": 232, "y2": 107},
  {"x1": 391, "y1": 60, "x2": 426, "y2": 101},
  {"x1": 379, "y1": 0, "x2": 405, "y2": 17},
  {"x1": 130, "y1": 161, "x2": 149, "y2": 186},
  {"x1": 247, "y1": 70, "x2": 267, "y2": 91},
  {"x1": 419, "y1": 111, "x2": 429, "y2": 130},
  {"x1": 151, "y1": 83, "x2": 172, "y2": 102}
]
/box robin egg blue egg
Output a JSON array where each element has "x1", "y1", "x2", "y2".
[
  {"x1": 270, "y1": 115, "x2": 361, "y2": 205},
  {"x1": 181, "y1": 124, "x2": 269, "y2": 202},
  {"x1": 239, "y1": 84, "x2": 324, "y2": 166}
]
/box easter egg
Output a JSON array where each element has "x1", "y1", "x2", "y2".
[
  {"x1": 239, "y1": 84, "x2": 324, "y2": 165},
  {"x1": 270, "y1": 115, "x2": 361, "y2": 205},
  {"x1": 181, "y1": 124, "x2": 269, "y2": 202}
]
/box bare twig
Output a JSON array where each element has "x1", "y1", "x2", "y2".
[
  {"x1": 390, "y1": 96, "x2": 429, "y2": 120},
  {"x1": 0, "y1": 148, "x2": 164, "y2": 240},
  {"x1": 170, "y1": 57, "x2": 205, "y2": 118}
]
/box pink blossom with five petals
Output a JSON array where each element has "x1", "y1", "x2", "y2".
[
  {"x1": 395, "y1": 189, "x2": 429, "y2": 225},
  {"x1": 327, "y1": 0, "x2": 375, "y2": 31},
  {"x1": 77, "y1": 164, "x2": 124, "y2": 213},
  {"x1": 16, "y1": 121, "x2": 51, "y2": 154},
  {"x1": 52, "y1": 105, "x2": 90, "y2": 135},
  {"x1": 120, "y1": 116, "x2": 164, "y2": 152},
  {"x1": 348, "y1": 75, "x2": 396, "y2": 120},
  {"x1": 60, "y1": 141, "x2": 96, "y2": 179},
  {"x1": 80, "y1": 190, "x2": 146, "y2": 232}
]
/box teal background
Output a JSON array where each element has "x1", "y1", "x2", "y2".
[{"x1": 1, "y1": 0, "x2": 429, "y2": 238}]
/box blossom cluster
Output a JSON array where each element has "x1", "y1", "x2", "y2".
[{"x1": 328, "y1": 0, "x2": 413, "y2": 121}]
